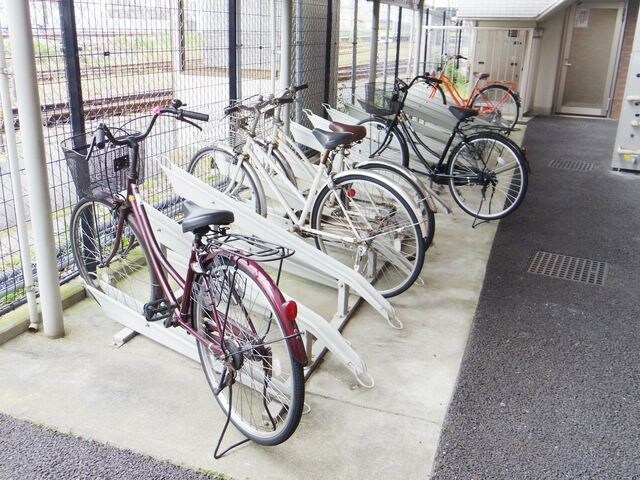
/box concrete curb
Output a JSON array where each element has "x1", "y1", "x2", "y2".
[{"x1": 0, "y1": 280, "x2": 86, "y2": 345}]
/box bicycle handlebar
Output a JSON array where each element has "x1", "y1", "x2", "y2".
[
  {"x1": 94, "y1": 99, "x2": 208, "y2": 150},
  {"x1": 223, "y1": 83, "x2": 305, "y2": 118}
]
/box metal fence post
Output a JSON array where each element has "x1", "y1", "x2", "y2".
[
  {"x1": 350, "y1": 0, "x2": 359, "y2": 103},
  {"x1": 413, "y1": 0, "x2": 424, "y2": 77},
  {"x1": 280, "y1": 0, "x2": 292, "y2": 134},
  {"x1": 323, "y1": 0, "x2": 333, "y2": 106},
  {"x1": 394, "y1": 8, "x2": 403, "y2": 80},
  {"x1": 294, "y1": 0, "x2": 303, "y2": 122},
  {"x1": 59, "y1": 0, "x2": 85, "y2": 139},
  {"x1": 423, "y1": 8, "x2": 430, "y2": 72},
  {"x1": 59, "y1": 0, "x2": 87, "y2": 192},
  {"x1": 271, "y1": 0, "x2": 277, "y2": 94},
  {"x1": 228, "y1": 0, "x2": 238, "y2": 103},
  {"x1": 5, "y1": 0, "x2": 64, "y2": 338},
  {"x1": 368, "y1": 0, "x2": 380, "y2": 83}
]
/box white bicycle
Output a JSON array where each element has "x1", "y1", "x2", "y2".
[{"x1": 188, "y1": 94, "x2": 427, "y2": 297}]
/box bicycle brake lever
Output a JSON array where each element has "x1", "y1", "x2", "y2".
[{"x1": 178, "y1": 116, "x2": 202, "y2": 131}]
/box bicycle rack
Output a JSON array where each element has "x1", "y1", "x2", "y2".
[
  {"x1": 162, "y1": 163, "x2": 400, "y2": 327},
  {"x1": 84, "y1": 201, "x2": 373, "y2": 388}
]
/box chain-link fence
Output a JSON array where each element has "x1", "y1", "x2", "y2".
[
  {"x1": 0, "y1": 0, "x2": 463, "y2": 314},
  {"x1": 0, "y1": 0, "x2": 339, "y2": 314}
]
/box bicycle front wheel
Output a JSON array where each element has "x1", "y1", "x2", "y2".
[
  {"x1": 187, "y1": 146, "x2": 266, "y2": 216},
  {"x1": 355, "y1": 117, "x2": 410, "y2": 167},
  {"x1": 448, "y1": 132, "x2": 528, "y2": 220},
  {"x1": 192, "y1": 255, "x2": 305, "y2": 446},
  {"x1": 469, "y1": 84, "x2": 520, "y2": 130},
  {"x1": 310, "y1": 173, "x2": 425, "y2": 297},
  {"x1": 69, "y1": 198, "x2": 159, "y2": 309}
]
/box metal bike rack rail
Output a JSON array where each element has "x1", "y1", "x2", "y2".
[
  {"x1": 85, "y1": 199, "x2": 374, "y2": 388},
  {"x1": 162, "y1": 163, "x2": 401, "y2": 327}
]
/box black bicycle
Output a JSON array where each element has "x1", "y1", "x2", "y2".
[{"x1": 355, "y1": 76, "x2": 529, "y2": 221}]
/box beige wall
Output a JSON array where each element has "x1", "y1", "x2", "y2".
[
  {"x1": 470, "y1": 0, "x2": 636, "y2": 117},
  {"x1": 531, "y1": 11, "x2": 566, "y2": 114},
  {"x1": 611, "y1": 0, "x2": 639, "y2": 118}
]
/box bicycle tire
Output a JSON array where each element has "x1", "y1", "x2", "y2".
[
  {"x1": 355, "y1": 161, "x2": 436, "y2": 250},
  {"x1": 425, "y1": 80, "x2": 447, "y2": 105},
  {"x1": 192, "y1": 254, "x2": 305, "y2": 446},
  {"x1": 69, "y1": 197, "x2": 160, "y2": 307},
  {"x1": 310, "y1": 172, "x2": 425, "y2": 297},
  {"x1": 355, "y1": 117, "x2": 410, "y2": 168},
  {"x1": 469, "y1": 84, "x2": 520, "y2": 130},
  {"x1": 187, "y1": 146, "x2": 266, "y2": 216},
  {"x1": 447, "y1": 132, "x2": 528, "y2": 220}
]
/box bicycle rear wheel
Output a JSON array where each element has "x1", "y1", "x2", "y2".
[
  {"x1": 447, "y1": 132, "x2": 528, "y2": 220},
  {"x1": 69, "y1": 198, "x2": 159, "y2": 309},
  {"x1": 469, "y1": 84, "x2": 520, "y2": 130},
  {"x1": 192, "y1": 255, "x2": 305, "y2": 446},
  {"x1": 355, "y1": 161, "x2": 436, "y2": 249},
  {"x1": 188, "y1": 146, "x2": 266, "y2": 216},
  {"x1": 310, "y1": 172, "x2": 425, "y2": 297},
  {"x1": 355, "y1": 117, "x2": 410, "y2": 167},
  {"x1": 425, "y1": 80, "x2": 447, "y2": 105}
]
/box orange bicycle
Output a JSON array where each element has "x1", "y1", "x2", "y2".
[{"x1": 426, "y1": 54, "x2": 520, "y2": 130}]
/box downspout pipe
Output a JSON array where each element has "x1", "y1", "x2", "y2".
[
  {"x1": 5, "y1": 0, "x2": 64, "y2": 338},
  {"x1": 0, "y1": 23, "x2": 39, "y2": 331}
]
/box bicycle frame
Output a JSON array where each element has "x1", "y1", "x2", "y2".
[
  {"x1": 240, "y1": 136, "x2": 365, "y2": 244},
  {"x1": 431, "y1": 57, "x2": 517, "y2": 111},
  {"x1": 97, "y1": 139, "x2": 305, "y2": 367}
]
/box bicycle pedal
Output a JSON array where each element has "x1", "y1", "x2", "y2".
[{"x1": 143, "y1": 298, "x2": 176, "y2": 323}]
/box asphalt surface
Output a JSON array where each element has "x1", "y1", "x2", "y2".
[
  {"x1": 431, "y1": 116, "x2": 640, "y2": 479},
  {"x1": 0, "y1": 413, "x2": 222, "y2": 480}
]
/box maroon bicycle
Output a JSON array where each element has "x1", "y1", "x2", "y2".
[{"x1": 63, "y1": 100, "x2": 307, "y2": 453}]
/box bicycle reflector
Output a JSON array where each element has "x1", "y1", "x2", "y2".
[
  {"x1": 346, "y1": 188, "x2": 356, "y2": 198},
  {"x1": 282, "y1": 300, "x2": 298, "y2": 321}
]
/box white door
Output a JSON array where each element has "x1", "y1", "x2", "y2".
[{"x1": 557, "y1": 3, "x2": 624, "y2": 116}]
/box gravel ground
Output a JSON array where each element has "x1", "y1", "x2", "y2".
[{"x1": 0, "y1": 413, "x2": 227, "y2": 480}]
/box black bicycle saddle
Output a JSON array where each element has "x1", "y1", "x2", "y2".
[
  {"x1": 449, "y1": 106, "x2": 479, "y2": 122},
  {"x1": 182, "y1": 200, "x2": 234, "y2": 233},
  {"x1": 312, "y1": 129, "x2": 354, "y2": 151}
]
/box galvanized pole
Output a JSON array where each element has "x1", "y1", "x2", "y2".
[
  {"x1": 280, "y1": 0, "x2": 292, "y2": 133},
  {"x1": 350, "y1": 0, "x2": 358, "y2": 103},
  {"x1": 368, "y1": 0, "x2": 380, "y2": 83},
  {"x1": 5, "y1": 0, "x2": 64, "y2": 338},
  {"x1": 0, "y1": 26, "x2": 39, "y2": 330},
  {"x1": 413, "y1": 0, "x2": 424, "y2": 77},
  {"x1": 271, "y1": 0, "x2": 277, "y2": 94},
  {"x1": 382, "y1": 4, "x2": 390, "y2": 84}
]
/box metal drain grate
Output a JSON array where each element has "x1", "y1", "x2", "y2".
[
  {"x1": 548, "y1": 159, "x2": 594, "y2": 171},
  {"x1": 527, "y1": 251, "x2": 607, "y2": 286}
]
